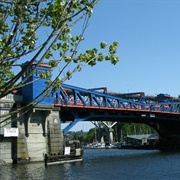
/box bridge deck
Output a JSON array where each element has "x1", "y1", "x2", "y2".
[
  {"x1": 51, "y1": 84, "x2": 180, "y2": 134},
  {"x1": 53, "y1": 103, "x2": 180, "y2": 115},
  {"x1": 53, "y1": 84, "x2": 180, "y2": 114}
]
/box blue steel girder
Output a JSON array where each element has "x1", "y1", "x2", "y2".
[
  {"x1": 54, "y1": 84, "x2": 145, "y2": 109},
  {"x1": 53, "y1": 84, "x2": 180, "y2": 133},
  {"x1": 53, "y1": 84, "x2": 180, "y2": 114},
  {"x1": 60, "y1": 106, "x2": 180, "y2": 135},
  {"x1": 145, "y1": 102, "x2": 180, "y2": 112},
  {"x1": 63, "y1": 118, "x2": 86, "y2": 135}
]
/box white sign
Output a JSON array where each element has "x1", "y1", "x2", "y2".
[
  {"x1": 64, "y1": 147, "x2": 71, "y2": 155},
  {"x1": 4, "y1": 128, "x2": 19, "y2": 137}
]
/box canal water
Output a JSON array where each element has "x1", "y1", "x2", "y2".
[{"x1": 1, "y1": 149, "x2": 180, "y2": 180}]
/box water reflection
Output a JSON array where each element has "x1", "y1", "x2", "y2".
[{"x1": 1, "y1": 149, "x2": 180, "y2": 179}]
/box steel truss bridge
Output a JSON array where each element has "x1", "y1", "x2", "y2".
[{"x1": 53, "y1": 84, "x2": 180, "y2": 145}]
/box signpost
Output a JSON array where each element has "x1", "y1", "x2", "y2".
[{"x1": 4, "y1": 128, "x2": 18, "y2": 137}]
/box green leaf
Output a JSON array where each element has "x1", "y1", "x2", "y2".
[
  {"x1": 100, "y1": 41, "x2": 107, "y2": 49},
  {"x1": 49, "y1": 60, "x2": 58, "y2": 68},
  {"x1": 66, "y1": 71, "x2": 72, "y2": 80},
  {"x1": 52, "y1": 44, "x2": 57, "y2": 50},
  {"x1": 97, "y1": 53, "x2": 104, "y2": 62}
]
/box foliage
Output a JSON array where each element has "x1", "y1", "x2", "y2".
[
  {"x1": 0, "y1": 0, "x2": 119, "y2": 99},
  {"x1": 0, "y1": 0, "x2": 119, "y2": 127},
  {"x1": 85, "y1": 128, "x2": 96, "y2": 142},
  {"x1": 65, "y1": 123, "x2": 156, "y2": 144},
  {"x1": 65, "y1": 128, "x2": 96, "y2": 143},
  {"x1": 115, "y1": 123, "x2": 156, "y2": 141}
]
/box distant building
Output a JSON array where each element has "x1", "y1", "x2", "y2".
[{"x1": 126, "y1": 134, "x2": 159, "y2": 145}]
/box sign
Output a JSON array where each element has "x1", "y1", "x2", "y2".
[
  {"x1": 4, "y1": 128, "x2": 19, "y2": 137},
  {"x1": 64, "y1": 147, "x2": 70, "y2": 155}
]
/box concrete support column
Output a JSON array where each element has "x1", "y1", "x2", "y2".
[
  {"x1": 105, "y1": 128, "x2": 114, "y2": 144},
  {"x1": 47, "y1": 111, "x2": 64, "y2": 155},
  {"x1": 96, "y1": 128, "x2": 106, "y2": 143},
  {"x1": 109, "y1": 128, "x2": 114, "y2": 144},
  {"x1": 18, "y1": 109, "x2": 50, "y2": 162},
  {"x1": 17, "y1": 108, "x2": 65, "y2": 163},
  {"x1": 100, "y1": 136, "x2": 105, "y2": 143},
  {"x1": 102, "y1": 121, "x2": 117, "y2": 144}
]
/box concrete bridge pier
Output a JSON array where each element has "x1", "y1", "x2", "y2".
[
  {"x1": 158, "y1": 122, "x2": 180, "y2": 149},
  {"x1": 92, "y1": 121, "x2": 117, "y2": 144},
  {"x1": 96, "y1": 128, "x2": 106, "y2": 143},
  {"x1": 17, "y1": 108, "x2": 51, "y2": 163},
  {"x1": 106, "y1": 128, "x2": 114, "y2": 144},
  {"x1": 102, "y1": 122, "x2": 117, "y2": 144},
  {"x1": 0, "y1": 102, "x2": 64, "y2": 164},
  {"x1": 18, "y1": 107, "x2": 64, "y2": 163}
]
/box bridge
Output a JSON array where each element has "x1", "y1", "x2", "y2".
[
  {"x1": 1, "y1": 62, "x2": 180, "y2": 164},
  {"x1": 52, "y1": 84, "x2": 180, "y2": 148},
  {"x1": 19, "y1": 61, "x2": 180, "y2": 149}
]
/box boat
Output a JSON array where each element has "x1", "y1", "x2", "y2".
[
  {"x1": 45, "y1": 140, "x2": 83, "y2": 166},
  {"x1": 105, "y1": 142, "x2": 120, "y2": 149},
  {"x1": 97, "y1": 143, "x2": 106, "y2": 149},
  {"x1": 105, "y1": 142, "x2": 112, "y2": 149}
]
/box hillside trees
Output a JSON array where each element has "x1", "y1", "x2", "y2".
[{"x1": 0, "y1": 0, "x2": 119, "y2": 127}]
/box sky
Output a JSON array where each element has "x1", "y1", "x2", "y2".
[
  {"x1": 62, "y1": 0, "x2": 180, "y2": 132},
  {"x1": 67, "y1": 0, "x2": 180, "y2": 96},
  {"x1": 11, "y1": 1, "x2": 180, "y2": 132}
]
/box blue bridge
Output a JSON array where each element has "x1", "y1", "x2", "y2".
[{"x1": 21, "y1": 62, "x2": 180, "y2": 149}]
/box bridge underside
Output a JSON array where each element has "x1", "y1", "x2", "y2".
[
  {"x1": 157, "y1": 122, "x2": 180, "y2": 149},
  {"x1": 60, "y1": 107, "x2": 180, "y2": 149},
  {"x1": 60, "y1": 107, "x2": 180, "y2": 123}
]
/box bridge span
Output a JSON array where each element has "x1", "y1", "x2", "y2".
[
  {"x1": 20, "y1": 61, "x2": 180, "y2": 149},
  {"x1": 2, "y1": 61, "x2": 180, "y2": 165},
  {"x1": 50, "y1": 83, "x2": 180, "y2": 149}
]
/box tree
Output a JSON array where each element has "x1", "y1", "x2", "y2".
[
  {"x1": 0, "y1": 0, "x2": 119, "y2": 127},
  {"x1": 116, "y1": 123, "x2": 156, "y2": 137},
  {"x1": 86, "y1": 128, "x2": 96, "y2": 142}
]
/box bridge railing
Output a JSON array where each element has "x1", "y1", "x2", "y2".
[
  {"x1": 53, "y1": 84, "x2": 180, "y2": 114},
  {"x1": 143, "y1": 103, "x2": 180, "y2": 113},
  {"x1": 53, "y1": 84, "x2": 144, "y2": 108}
]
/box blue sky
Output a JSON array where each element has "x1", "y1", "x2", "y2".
[
  {"x1": 11, "y1": 1, "x2": 180, "y2": 131},
  {"x1": 68, "y1": 0, "x2": 180, "y2": 97},
  {"x1": 62, "y1": 0, "x2": 180, "y2": 131}
]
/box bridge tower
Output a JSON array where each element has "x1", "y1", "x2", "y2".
[
  {"x1": 21, "y1": 61, "x2": 52, "y2": 105},
  {"x1": 8, "y1": 61, "x2": 64, "y2": 163}
]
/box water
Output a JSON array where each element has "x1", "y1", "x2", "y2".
[{"x1": 1, "y1": 149, "x2": 180, "y2": 180}]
